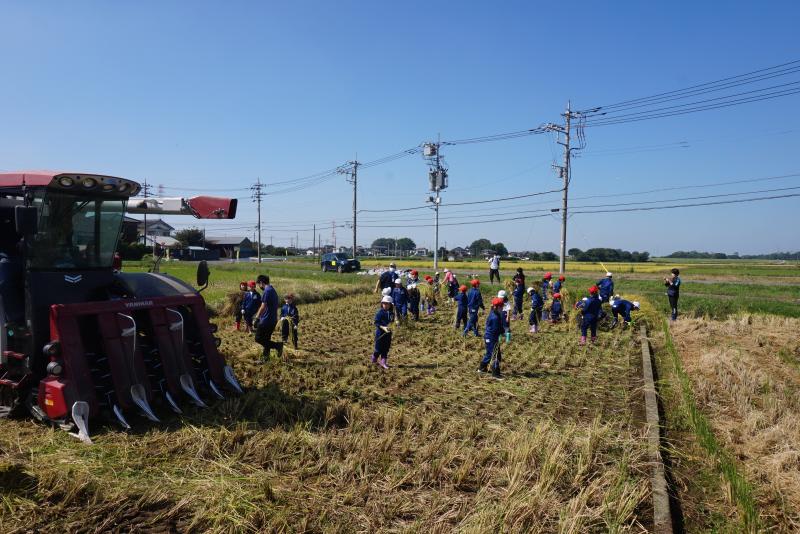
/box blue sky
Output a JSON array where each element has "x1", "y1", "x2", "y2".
[{"x1": 1, "y1": 1, "x2": 799, "y2": 255}]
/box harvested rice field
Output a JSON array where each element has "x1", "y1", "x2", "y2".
[{"x1": 0, "y1": 286, "x2": 654, "y2": 533}]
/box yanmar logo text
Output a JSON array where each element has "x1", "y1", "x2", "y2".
[{"x1": 124, "y1": 301, "x2": 154, "y2": 309}]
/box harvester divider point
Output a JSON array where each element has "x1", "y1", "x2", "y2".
[
  {"x1": 223, "y1": 366, "x2": 243, "y2": 394},
  {"x1": 179, "y1": 374, "x2": 207, "y2": 408},
  {"x1": 112, "y1": 404, "x2": 132, "y2": 430},
  {"x1": 71, "y1": 401, "x2": 93, "y2": 444},
  {"x1": 131, "y1": 384, "x2": 160, "y2": 422},
  {"x1": 209, "y1": 380, "x2": 225, "y2": 400},
  {"x1": 165, "y1": 391, "x2": 183, "y2": 414}
]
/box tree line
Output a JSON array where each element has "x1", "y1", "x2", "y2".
[
  {"x1": 568, "y1": 248, "x2": 650, "y2": 263},
  {"x1": 666, "y1": 250, "x2": 800, "y2": 260}
]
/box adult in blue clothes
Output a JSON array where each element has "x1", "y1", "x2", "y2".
[
  {"x1": 463, "y1": 279, "x2": 485, "y2": 337},
  {"x1": 375, "y1": 262, "x2": 398, "y2": 293},
  {"x1": 478, "y1": 297, "x2": 507, "y2": 379},
  {"x1": 596, "y1": 272, "x2": 614, "y2": 303},
  {"x1": 527, "y1": 286, "x2": 544, "y2": 333},
  {"x1": 391, "y1": 279, "x2": 408, "y2": 322},
  {"x1": 372, "y1": 295, "x2": 395, "y2": 369},
  {"x1": 453, "y1": 284, "x2": 468, "y2": 329},
  {"x1": 610, "y1": 298, "x2": 640, "y2": 328},
  {"x1": 664, "y1": 268, "x2": 681, "y2": 321},
  {"x1": 254, "y1": 275, "x2": 283, "y2": 360},
  {"x1": 579, "y1": 286, "x2": 603, "y2": 345}
]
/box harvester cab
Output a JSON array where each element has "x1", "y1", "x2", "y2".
[{"x1": 0, "y1": 171, "x2": 242, "y2": 443}]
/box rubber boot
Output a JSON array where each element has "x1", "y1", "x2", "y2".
[
  {"x1": 235, "y1": 321, "x2": 241, "y2": 331},
  {"x1": 370, "y1": 354, "x2": 378, "y2": 364},
  {"x1": 379, "y1": 357, "x2": 389, "y2": 370},
  {"x1": 491, "y1": 368, "x2": 503, "y2": 380},
  {"x1": 579, "y1": 336, "x2": 586, "y2": 345},
  {"x1": 591, "y1": 336, "x2": 597, "y2": 344},
  {"x1": 275, "y1": 342, "x2": 284, "y2": 359},
  {"x1": 529, "y1": 325, "x2": 535, "y2": 333}
]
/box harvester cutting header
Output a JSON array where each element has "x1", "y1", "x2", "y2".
[{"x1": 0, "y1": 171, "x2": 241, "y2": 443}]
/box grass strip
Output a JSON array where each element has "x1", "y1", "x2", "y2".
[{"x1": 661, "y1": 318, "x2": 760, "y2": 532}]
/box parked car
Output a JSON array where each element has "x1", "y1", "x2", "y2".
[{"x1": 321, "y1": 253, "x2": 361, "y2": 273}]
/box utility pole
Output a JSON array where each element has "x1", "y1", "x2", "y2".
[
  {"x1": 338, "y1": 159, "x2": 360, "y2": 259},
  {"x1": 313, "y1": 223, "x2": 316, "y2": 259},
  {"x1": 423, "y1": 136, "x2": 447, "y2": 270},
  {"x1": 251, "y1": 178, "x2": 264, "y2": 263},
  {"x1": 141, "y1": 179, "x2": 153, "y2": 254},
  {"x1": 547, "y1": 101, "x2": 584, "y2": 275}
]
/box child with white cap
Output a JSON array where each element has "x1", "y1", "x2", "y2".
[
  {"x1": 372, "y1": 295, "x2": 395, "y2": 369},
  {"x1": 610, "y1": 297, "x2": 640, "y2": 328}
]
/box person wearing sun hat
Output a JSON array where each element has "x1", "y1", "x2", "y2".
[
  {"x1": 579, "y1": 285, "x2": 603, "y2": 345},
  {"x1": 596, "y1": 272, "x2": 614, "y2": 303},
  {"x1": 610, "y1": 297, "x2": 640, "y2": 328},
  {"x1": 372, "y1": 295, "x2": 395, "y2": 369}
]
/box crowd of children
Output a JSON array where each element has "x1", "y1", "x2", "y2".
[{"x1": 233, "y1": 263, "x2": 650, "y2": 379}]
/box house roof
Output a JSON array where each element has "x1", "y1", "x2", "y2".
[
  {"x1": 206, "y1": 236, "x2": 251, "y2": 246},
  {"x1": 144, "y1": 235, "x2": 180, "y2": 247},
  {"x1": 137, "y1": 219, "x2": 175, "y2": 230}
]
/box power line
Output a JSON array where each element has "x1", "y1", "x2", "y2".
[
  {"x1": 586, "y1": 58, "x2": 800, "y2": 111},
  {"x1": 572, "y1": 192, "x2": 800, "y2": 215}
]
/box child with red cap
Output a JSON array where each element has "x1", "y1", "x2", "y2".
[
  {"x1": 478, "y1": 297, "x2": 507, "y2": 379},
  {"x1": 454, "y1": 284, "x2": 469, "y2": 330},
  {"x1": 550, "y1": 293, "x2": 563, "y2": 323},
  {"x1": 541, "y1": 272, "x2": 553, "y2": 319},
  {"x1": 553, "y1": 274, "x2": 566, "y2": 295},
  {"x1": 579, "y1": 286, "x2": 602, "y2": 345},
  {"x1": 463, "y1": 279, "x2": 485, "y2": 337}
]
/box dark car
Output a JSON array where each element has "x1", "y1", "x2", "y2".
[{"x1": 321, "y1": 253, "x2": 361, "y2": 273}]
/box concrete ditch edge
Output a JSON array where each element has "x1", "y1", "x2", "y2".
[{"x1": 640, "y1": 325, "x2": 674, "y2": 534}]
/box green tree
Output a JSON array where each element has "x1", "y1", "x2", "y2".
[
  {"x1": 175, "y1": 227, "x2": 204, "y2": 247},
  {"x1": 492, "y1": 242, "x2": 509, "y2": 256},
  {"x1": 469, "y1": 239, "x2": 492, "y2": 256},
  {"x1": 395, "y1": 237, "x2": 416, "y2": 251}
]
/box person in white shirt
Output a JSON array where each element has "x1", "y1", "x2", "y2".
[{"x1": 488, "y1": 254, "x2": 501, "y2": 284}]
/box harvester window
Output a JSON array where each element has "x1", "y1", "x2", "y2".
[{"x1": 28, "y1": 192, "x2": 126, "y2": 270}]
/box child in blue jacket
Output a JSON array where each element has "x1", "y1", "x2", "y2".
[
  {"x1": 280, "y1": 293, "x2": 300, "y2": 348},
  {"x1": 372, "y1": 295, "x2": 395, "y2": 369},
  {"x1": 527, "y1": 285, "x2": 544, "y2": 333},
  {"x1": 550, "y1": 293, "x2": 563, "y2": 323},
  {"x1": 610, "y1": 298, "x2": 639, "y2": 328},
  {"x1": 242, "y1": 280, "x2": 261, "y2": 333},
  {"x1": 579, "y1": 286, "x2": 603, "y2": 345},
  {"x1": 454, "y1": 284, "x2": 468, "y2": 330},
  {"x1": 512, "y1": 277, "x2": 525, "y2": 320},
  {"x1": 391, "y1": 279, "x2": 409, "y2": 323},
  {"x1": 463, "y1": 279, "x2": 485, "y2": 337},
  {"x1": 478, "y1": 297, "x2": 507, "y2": 379}
]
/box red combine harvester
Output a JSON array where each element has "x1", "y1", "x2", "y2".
[{"x1": 0, "y1": 171, "x2": 243, "y2": 443}]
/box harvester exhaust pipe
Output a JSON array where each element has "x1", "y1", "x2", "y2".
[
  {"x1": 179, "y1": 374, "x2": 207, "y2": 408},
  {"x1": 71, "y1": 401, "x2": 93, "y2": 444},
  {"x1": 131, "y1": 384, "x2": 160, "y2": 422}
]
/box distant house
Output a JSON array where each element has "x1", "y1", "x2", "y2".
[
  {"x1": 205, "y1": 237, "x2": 255, "y2": 259},
  {"x1": 413, "y1": 248, "x2": 429, "y2": 257},
  {"x1": 450, "y1": 246, "x2": 469, "y2": 258},
  {"x1": 121, "y1": 216, "x2": 141, "y2": 244},
  {"x1": 137, "y1": 219, "x2": 174, "y2": 242},
  {"x1": 143, "y1": 235, "x2": 181, "y2": 249},
  {"x1": 306, "y1": 249, "x2": 315, "y2": 256}
]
